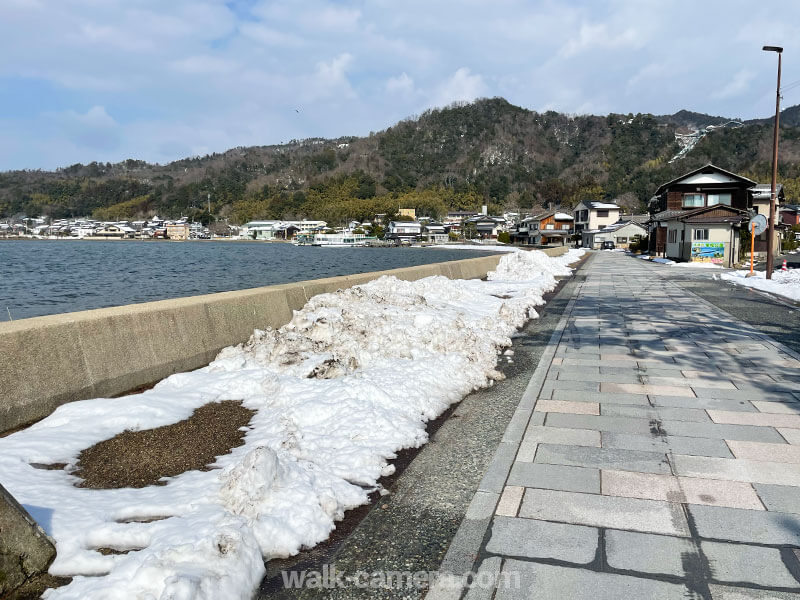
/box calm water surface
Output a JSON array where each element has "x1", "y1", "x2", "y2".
[{"x1": 0, "y1": 240, "x2": 494, "y2": 321}]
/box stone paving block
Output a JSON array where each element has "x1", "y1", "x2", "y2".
[
  {"x1": 752, "y1": 401, "x2": 800, "y2": 415},
  {"x1": 601, "y1": 366, "x2": 685, "y2": 378},
  {"x1": 501, "y1": 409, "x2": 531, "y2": 443},
  {"x1": 601, "y1": 469, "x2": 764, "y2": 510},
  {"x1": 601, "y1": 432, "x2": 733, "y2": 458},
  {"x1": 708, "y1": 411, "x2": 800, "y2": 429},
  {"x1": 508, "y1": 462, "x2": 600, "y2": 493},
  {"x1": 521, "y1": 425, "x2": 601, "y2": 447},
  {"x1": 689, "y1": 504, "x2": 800, "y2": 549},
  {"x1": 486, "y1": 516, "x2": 598, "y2": 564},
  {"x1": 754, "y1": 484, "x2": 800, "y2": 514},
  {"x1": 646, "y1": 376, "x2": 738, "y2": 390},
  {"x1": 518, "y1": 488, "x2": 690, "y2": 536},
  {"x1": 535, "y1": 399, "x2": 599, "y2": 415},
  {"x1": 605, "y1": 529, "x2": 697, "y2": 577},
  {"x1": 672, "y1": 454, "x2": 800, "y2": 487},
  {"x1": 726, "y1": 440, "x2": 800, "y2": 464},
  {"x1": 650, "y1": 395, "x2": 757, "y2": 412},
  {"x1": 544, "y1": 413, "x2": 655, "y2": 435},
  {"x1": 550, "y1": 390, "x2": 651, "y2": 405},
  {"x1": 462, "y1": 557, "x2": 502, "y2": 600},
  {"x1": 496, "y1": 485, "x2": 524, "y2": 517},
  {"x1": 515, "y1": 439, "x2": 537, "y2": 462},
  {"x1": 780, "y1": 428, "x2": 800, "y2": 445},
  {"x1": 601, "y1": 353, "x2": 640, "y2": 362},
  {"x1": 709, "y1": 583, "x2": 800, "y2": 599},
  {"x1": 556, "y1": 372, "x2": 643, "y2": 384},
  {"x1": 494, "y1": 559, "x2": 691, "y2": 600},
  {"x1": 478, "y1": 441, "x2": 518, "y2": 493},
  {"x1": 466, "y1": 491, "x2": 500, "y2": 520},
  {"x1": 659, "y1": 420, "x2": 785, "y2": 444},
  {"x1": 601, "y1": 404, "x2": 710, "y2": 422},
  {"x1": 548, "y1": 380, "x2": 602, "y2": 392},
  {"x1": 535, "y1": 443, "x2": 671, "y2": 474},
  {"x1": 602, "y1": 382, "x2": 696, "y2": 397},
  {"x1": 694, "y1": 388, "x2": 798, "y2": 402}
]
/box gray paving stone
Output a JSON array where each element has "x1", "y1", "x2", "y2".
[
  {"x1": 605, "y1": 529, "x2": 697, "y2": 577},
  {"x1": 494, "y1": 559, "x2": 691, "y2": 600},
  {"x1": 465, "y1": 491, "x2": 500, "y2": 520},
  {"x1": 507, "y1": 462, "x2": 600, "y2": 493},
  {"x1": 486, "y1": 516, "x2": 598, "y2": 564},
  {"x1": 548, "y1": 380, "x2": 602, "y2": 392},
  {"x1": 709, "y1": 584, "x2": 800, "y2": 599},
  {"x1": 463, "y1": 557, "x2": 502, "y2": 600},
  {"x1": 601, "y1": 432, "x2": 733, "y2": 458},
  {"x1": 544, "y1": 413, "x2": 654, "y2": 435},
  {"x1": 702, "y1": 540, "x2": 800, "y2": 588},
  {"x1": 689, "y1": 504, "x2": 800, "y2": 545},
  {"x1": 650, "y1": 395, "x2": 758, "y2": 412},
  {"x1": 556, "y1": 372, "x2": 643, "y2": 384},
  {"x1": 692, "y1": 387, "x2": 798, "y2": 402},
  {"x1": 534, "y1": 443, "x2": 671, "y2": 474},
  {"x1": 519, "y1": 488, "x2": 690, "y2": 536},
  {"x1": 601, "y1": 404, "x2": 711, "y2": 422},
  {"x1": 659, "y1": 420, "x2": 786, "y2": 444},
  {"x1": 550, "y1": 390, "x2": 651, "y2": 405},
  {"x1": 478, "y1": 441, "x2": 517, "y2": 494},
  {"x1": 754, "y1": 484, "x2": 800, "y2": 514}
]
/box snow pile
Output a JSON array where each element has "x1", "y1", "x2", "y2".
[
  {"x1": 720, "y1": 268, "x2": 800, "y2": 302},
  {"x1": 0, "y1": 249, "x2": 582, "y2": 600},
  {"x1": 671, "y1": 262, "x2": 723, "y2": 269},
  {"x1": 652, "y1": 257, "x2": 675, "y2": 265}
]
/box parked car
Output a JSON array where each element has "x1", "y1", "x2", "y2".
[{"x1": 602, "y1": 241, "x2": 616, "y2": 250}]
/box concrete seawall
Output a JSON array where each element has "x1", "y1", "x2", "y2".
[{"x1": 0, "y1": 247, "x2": 567, "y2": 433}]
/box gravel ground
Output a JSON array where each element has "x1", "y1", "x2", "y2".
[
  {"x1": 649, "y1": 261, "x2": 800, "y2": 356},
  {"x1": 257, "y1": 256, "x2": 590, "y2": 599},
  {"x1": 72, "y1": 400, "x2": 255, "y2": 489}
]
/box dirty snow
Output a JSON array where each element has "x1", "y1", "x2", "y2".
[
  {"x1": 720, "y1": 268, "x2": 800, "y2": 302},
  {"x1": 0, "y1": 249, "x2": 583, "y2": 600}
]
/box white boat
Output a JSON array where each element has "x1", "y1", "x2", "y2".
[{"x1": 295, "y1": 232, "x2": 377, "y2": 247}]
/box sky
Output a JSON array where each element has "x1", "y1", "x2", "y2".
[{"x1": 1, "y1": 0, "x2": 799, "y2": 171}]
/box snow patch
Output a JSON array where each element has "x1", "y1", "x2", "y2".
[{"x1": 720, "y1": 268, "x2": 800, "y2": 302}]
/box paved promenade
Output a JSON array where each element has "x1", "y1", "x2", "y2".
[{"x1": 430, "y1": 252, "x2": 800, "y2": 599}]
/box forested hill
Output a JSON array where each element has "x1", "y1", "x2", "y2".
[{"x1": 2, "y1": 97, "x2": 800, "y2": 226}]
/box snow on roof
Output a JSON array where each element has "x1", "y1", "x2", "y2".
[{"x1": 554, "y1": 212, "x2": 574, "y2": 220}]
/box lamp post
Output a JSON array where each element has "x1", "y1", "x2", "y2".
[{"x1": 763, "y1": 45, "x2": 782, "y2": 279}]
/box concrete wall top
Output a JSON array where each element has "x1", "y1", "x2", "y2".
[{"x1": 0, "y1": 247, "x2": 566, "y2": 433}]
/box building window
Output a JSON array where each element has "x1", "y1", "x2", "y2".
[
  {"x1": 707, "y1": 193, "x2": 732, "y2": 206},
  {"x1": 597, "y1": 209, "x2": 609, "y2": 217},
  {"x1": 683, "y1": 193, "x2": 704, "y2": 208},
  {"x1": 668, "y1": 229, "x2": 677, "y2": 243},
  {"x1": 545, "y1": 224, "x2": 554, "y2": 230},
  {"x1": 616, "y1": 237, "x2": 628, "y2": 244},
  {"x1": 693, "y1": 228, "x2": 709, "y2": 241}
]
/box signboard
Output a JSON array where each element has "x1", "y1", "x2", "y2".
[{"x1": 691, "y1": 242, "x2": 725, "y2": 264}]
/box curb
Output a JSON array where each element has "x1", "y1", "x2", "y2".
[{"x1": 425, "y1": 256, "x2": 589, "y2": 600}]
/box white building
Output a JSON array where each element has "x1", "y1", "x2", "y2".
[{"x1": 573, "y1": 201, "x2": 621, "y2": 232}]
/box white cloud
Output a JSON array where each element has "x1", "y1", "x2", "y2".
[
  {"x1": 712, "y1": 69, "x2": 756, "y2": 100},
  {"x1": 432, "y1": 67, "x2": 488, "y2": 107},
  {"x1": 56, "y1": 106, "x2": 121, "y2": 152},
  {"x1": 386, "y1": 72, "x2": 415, "y2": 96}
]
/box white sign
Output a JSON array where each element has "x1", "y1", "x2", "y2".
[{"x1": 749, "y1": 214, "x2": 767, "y2": 236}]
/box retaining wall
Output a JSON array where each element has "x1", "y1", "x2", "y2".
[{"x1": 0, "y1": 247, "x2": 567, "y2": 433}]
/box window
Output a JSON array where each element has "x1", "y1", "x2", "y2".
[
  {"x1": 562, "y1": 224, "x2": 571, "y2": 230},
  {"x1": 693, "y1": 228, "x2": 709, "y2": 241},
  {"x1": 545, "y1": 224, "x2": 554, "y2": 230},
  {"x1": 683, "y1": 193, "x2": 704, "y2": 208},
  {"x1": 597, "y1": 209, "x2": 609, "y2": 217},
  {"x1": 707, "y1": 193, "x2": 732, "y2": 206},
  {"x1": 668, "y1": 229, "x2": 677, "y2": 243},
  {"x1": 616, "y1": 237, "x2": 628, "y2": 244}
]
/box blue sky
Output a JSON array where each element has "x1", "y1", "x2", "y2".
[{"x1": 1, "y1": 0, "x2": 798, "y2": 170}]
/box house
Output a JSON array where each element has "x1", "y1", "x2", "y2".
[
  {"x1": 422, "y1": 221, "x2": 448, "y2": 243},
  {"x1": 95, "y1": 225, "x2": 134, "y2": 239},
  {"x1": 573, "y1": 201, "x2": 621, "y2": 232},
  {"x1": 386, "y1": 221, "x2": 422, "y2": 243},
  {"x1": 166, "y1": 223, "x2": 190, "y2": 241},
  {"x1": 647, "y1": 164, "x2": 783, "y2": 262},
  {"x1": 781, "y1": 204, "x2": 800, "y2": 226},
  {"x1": 512, "y1": 211, "x2": 574, "y2": 245},
  {"x1": 464, "y1": 215, "x2": 506, "y2": 239},
  {"x1": 581, "y1": 220, "x2": 647, "y2": 250}
]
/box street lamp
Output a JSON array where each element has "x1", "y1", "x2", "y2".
[{"x1": 763, "y1": 45, "x2": 782, "y2": 280}]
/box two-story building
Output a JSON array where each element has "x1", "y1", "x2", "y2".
[
  {"x1": 573, "y1": 201, "x2": 621, "y2": 232},
  {"x1": 386, "y1": 220, "x2": 422, "y2": 243},
  {"x1": 647, "y1": 164, "x2": 784, "y2": 266}
]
